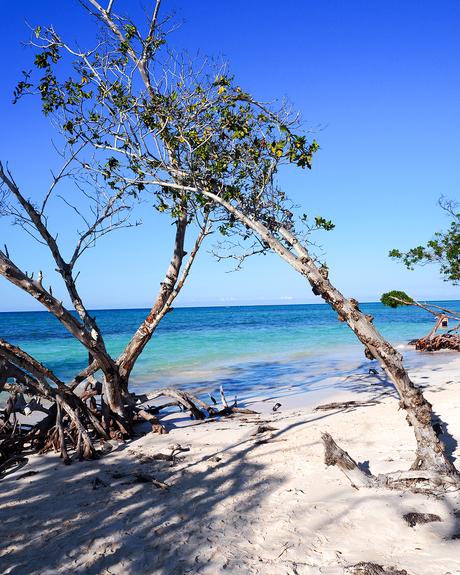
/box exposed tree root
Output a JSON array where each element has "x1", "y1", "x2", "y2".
[
  {"x1": 136, "y1": 409, "x2": 168, "y2": 435},
  {"x1": 412, "y1": 333, "x2": 460, "y2": 352},
  {"x1": 0, "y1": 380, "x2": 257, "y2": 471},
  {"x1": 322, "y1": 432, "x2": 460, "y2": 494}
]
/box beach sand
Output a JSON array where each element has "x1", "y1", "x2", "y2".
[{"x1": 1, "y1": 354, "x2": 460, "y2": 574}]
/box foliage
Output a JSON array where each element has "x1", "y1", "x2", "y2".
[
  {"x1": 389, "y1": 198, "x2": 460, "y2": 284},
  {"x1": 380, "y1": 290, "x2": 414, "y2": 308},
  {"x1": 12, "y1": 13, "x2": 327, "y2": 259}
]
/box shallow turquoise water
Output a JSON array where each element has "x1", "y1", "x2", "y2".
[{"x1": 1, "y1": 301, "x2": 459, "y2": 399}]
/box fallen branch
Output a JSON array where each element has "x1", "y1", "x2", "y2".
[
  {"x1": 322, "y1": 432, "x2": 460, "y2": 493},
  {"x1": 314, "y1": 400, "x2": 379, "y2": 412},
  {"x1": 133, "y1": 472, "x2": 169, "y2": 490},
  {"x1": 322, "y1": 432, "x2": 376, "y2": 489},
  {"x1": 346, "y1": 562, "x2": 410, "y2": 575},
  {"x1": 133, "y1": 387, "x2": 257, "y2": 420}
]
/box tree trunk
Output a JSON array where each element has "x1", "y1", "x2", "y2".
[
  {"x1": 117, "y1": 214, "x2": 188, "y2": 381},
  {"x1": 201, "y1": 190, "x2": 458, "y2": 478},
  {"x1": 292, "y1": 249, "x2": 456, "y2": 475},
  {"x1": 100, "y1": 369, "x2": 132, "y2": 436}
]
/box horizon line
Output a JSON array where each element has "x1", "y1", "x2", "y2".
[{"x1": 1, "y1": 298, "x2": 459, "y2": 314}]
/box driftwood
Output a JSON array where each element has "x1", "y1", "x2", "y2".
[
  {"x1": 346, "y1": 563, "x2": 409, "y2": 575},
  {"x1": 322, "y1": 432, "x2": 376, "y2": 489},
  {"x1": 0, "y1": 381, "x2": 258, "y2": 472},
  {"x1": 322, "y1": 432, "x2": 458, "y2": 494},
  {"x1": 412, "y1": 333, "x2": 460, "y2": 352},
  {"x1": 133, "y1": 472, "x2": 169, "y2": 490},
  {"x1": 314, "y1": 400, "x2": 379, "y2": 412},
  {"x1": 136, "y1": 444, "x2": 190, "y2": 464},
  {"x1": 251, "y1": 425, "x2": 278, "y2": 436},
  {"x1": 402, "y1": 512, "x2": 441, "y2": 527},
  {"x1": 134, "y1": 388, "x2": 257, "y2": 420},
  {"x1": 108, "y1": 469, "x2": 169, "y2": 490}
]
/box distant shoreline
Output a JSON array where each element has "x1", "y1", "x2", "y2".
[{"x1": 1, "y1": 298, "x2": 460, "y2": 314}]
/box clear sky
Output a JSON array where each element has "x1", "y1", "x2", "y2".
[{"x1": 1, "y1": 0, "x2": 459, "y2": 311}]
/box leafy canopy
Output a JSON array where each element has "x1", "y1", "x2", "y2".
[
  {"x1": 380, "y1": 290, "x2": 414, "y2": 308},
  {"x1": 390, "y1": 198, "x2": 460, "y2": 285},
  {"x1": 12, "y1": 7, "x2": 333, "y2": 271},
  {"x1": 14, "y1": 24, "x2": 319, "y2": 225}
]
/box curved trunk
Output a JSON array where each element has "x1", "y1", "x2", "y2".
[
  {"x1": 280, "y1": 234, "x2": 455, "y2": 474},
  {"x1": 201, "y1": 190, "x2": 457, "y2": 477},
  {"x1": 284, "y1": 234, "x2": 456, "y2": 474},
  {"x1": 319, "y1": 289, "x2": 452, "y2": 473}
]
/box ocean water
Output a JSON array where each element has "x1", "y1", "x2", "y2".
[{"x1": 1, "y1": 301, "x2": 459, "y2": 402}]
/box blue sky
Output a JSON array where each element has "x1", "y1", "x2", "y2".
[{"x1": 1, "y1": 0, "x2": 459, "y2": 311}]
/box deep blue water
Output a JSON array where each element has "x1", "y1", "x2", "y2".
[{"x1": 1, "y1": 301, "x2": 459, "y2": 400}]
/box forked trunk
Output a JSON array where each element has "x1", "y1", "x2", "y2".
[{"x1": 102, "y1": 371, "x2": 131, "y2": 435}]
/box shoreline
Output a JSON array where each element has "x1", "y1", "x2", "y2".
[
  {"x1": 2, "y1": 352, "x2": 460, "y2": 574},
  {"x1": 126, "y1": 343, "x2": 456, "y2": 406},
  {"x1": 4, "y1": 301, "x2": 460, "y2": 393}
]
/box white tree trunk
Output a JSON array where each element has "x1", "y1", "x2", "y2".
[{"x1": 200, "y1": 189, "x2": 457, "y2": 477}]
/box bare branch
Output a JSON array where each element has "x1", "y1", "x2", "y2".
[{"x1": 0, "y1": 248, "x2": 114, "y2": 374}]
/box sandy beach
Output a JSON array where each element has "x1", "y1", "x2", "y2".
[
  {"x1": 2, "y1": 354, "x2": 460, "y2": 575},
  {"x1": 2, "y1": 0, "x2": 460, "y2": 573}
]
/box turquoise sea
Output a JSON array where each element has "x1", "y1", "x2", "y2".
[{"x1": 1, "y1": 301, "x2": 459, "y2": 402}]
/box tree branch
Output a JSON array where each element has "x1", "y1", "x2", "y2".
[
  {"x1": 0, "y1": 249, "x2": 114, "y2": 374},
  {"x1": 117, "y1": 210, "x2": 189, "y2": 378}
]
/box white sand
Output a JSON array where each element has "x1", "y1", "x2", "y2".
[{"x1": 2, "y1": 355, "x2": 460, "y2": 574}]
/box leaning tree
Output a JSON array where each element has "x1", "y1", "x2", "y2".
[{"x1": 3, "y1": 0, "x2": 459, "y2": 491}]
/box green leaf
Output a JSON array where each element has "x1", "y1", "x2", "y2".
[{"x1": 380, "y1": 290, "x2": 414, "y2": 308}]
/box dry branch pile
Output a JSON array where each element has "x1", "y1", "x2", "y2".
[
  {"x1": 0, "y1": 377, "x2": 255, "y2": 476},
  {"x1": 412, "y1": 333, "x2": 460, "y2": 352}
]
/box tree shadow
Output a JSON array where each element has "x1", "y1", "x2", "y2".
[
  {"x1": 0, "y1": 441, "x2": 273, "y2": 574},
  {"x1": 0, "y1": 409, "x2": 342, "y2": 575}
]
